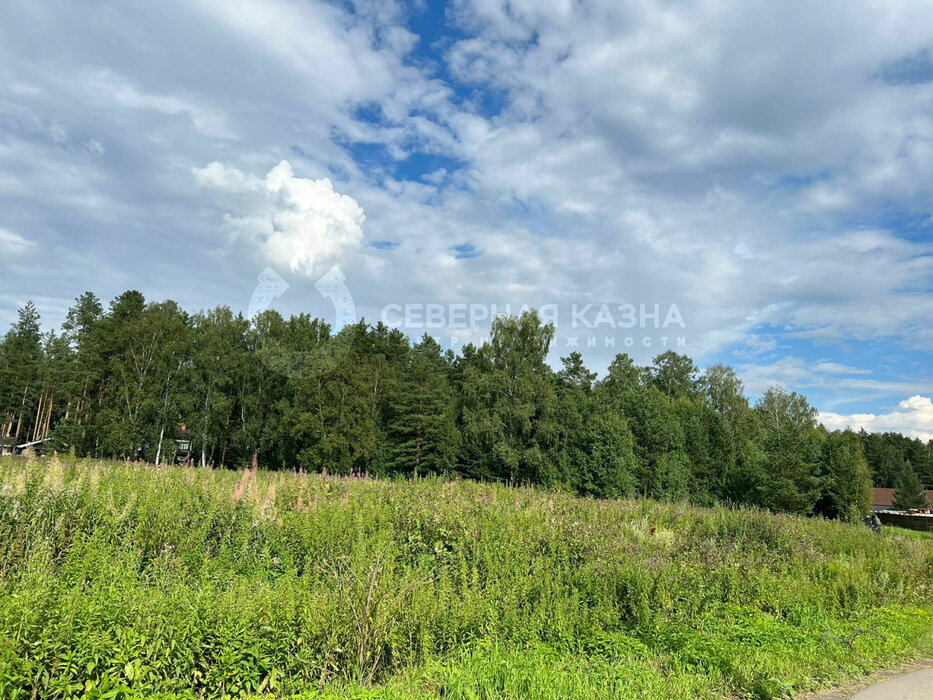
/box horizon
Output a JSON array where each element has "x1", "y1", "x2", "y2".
[{"x1": 6, "y1": 286, "x2": 932, "y2": 444}]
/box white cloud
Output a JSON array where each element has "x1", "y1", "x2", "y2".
[
  {"x1": 0, "y1": 228, "x2": 31, "y2": 253},
  {"x1": 820, "y1": 395, "x2": 933, "y2": 441},
  {"x1": 194, "y1": 160, "x2": 366, "y2": 269},
  {"x1": 437, "y1": 0, "x2": 933, "y2": 356},
  {"x1": 739, "y1": 355, "x2": 933, "y2": 399},
  {"x1": 739, "y1": 357, "x2": 816, "y2": 396},
  {"x1": 811, "y1": 361, "x2": 872, "y2": 375},
  {"x1": 86, "y1": 70, "x2": 234, "y2": 139},
  {"x1": 1, "y1": 0, "x2": 933, "y2": 404}
]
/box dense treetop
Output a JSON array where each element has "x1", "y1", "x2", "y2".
[{"x1": 1, "y1": 291, "x2": 930, "y2": 520}]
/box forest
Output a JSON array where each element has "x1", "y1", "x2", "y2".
[{"x1": 1, "y1": 290, "x2": 931, "y2": 520}]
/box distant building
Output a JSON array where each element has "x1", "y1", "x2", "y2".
[
  {"x1": 173, "y1": 424, "x2": 193, "y2": 464},
  {"x1": 13, "y1": 438, "x2": 53, "y2": 457},
  {"x1": 0, "y1": 437, "x2": 18, "y2": 457},
  {"x1": 871, "y1": 487, "x2": 933, "y2": 512}
]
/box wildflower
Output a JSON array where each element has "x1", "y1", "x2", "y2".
[
  {"x1": 233, "y1": 468, "x2": 253, "y2": 501},
  {"x1": 262, "y1": 484, "x2": 277, "y2": 515}
]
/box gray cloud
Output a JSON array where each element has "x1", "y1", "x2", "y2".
[{"x1": 0, "y1": 0, "x2": 931, "y2": 423}]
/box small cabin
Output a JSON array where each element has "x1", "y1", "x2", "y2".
[
  {"x1": 173, "y1": 424, "x2": 193, "y2": 464},
  {"x1": 14, "y1": 438, "x2": 53, "y2": 457},
  {"x1": 0, "y1": 437, "x2": 18, "y2": 457},
  {"x1": 871, "y1": 487, "x2": 933, "y2": 512}
]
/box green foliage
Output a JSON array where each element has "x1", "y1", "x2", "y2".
[
  {"x1": 0, "y1": 457, "x2": 930, "y2": 699},
  {"x1": 2, "y1": 293, "x2": 929, "y2": 519},
  {"x1": 385, "y1": 335, "x2": 460, "y2": 477},
  {"x1": 860, "y1": 430, "x2": 933, "y2": 489},
  {"x1": 648, "y1": 350, "x2": 701, "y2": 400},
  {"x1": 702, "y1": 363, "x2": 748, "y2": 424},
  {"x1": 893, "y1": 461, "x2": 929, "y2": 511},
  {"x1": 817, "y1": 430, "x2": 873, "y2": 522},
  {"x1": 459, "y1": 311, "x2": 560, "y2": 484},
  {"x1": 758, "y1": 425, "x2": 822, "y2": 515},
  {"x1": 755, "y1": 386, "x2": 818, "y2": 433}
]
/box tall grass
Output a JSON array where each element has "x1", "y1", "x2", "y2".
[{"x1": 0, "y1": 455, "x2": 930, "y2": 699}]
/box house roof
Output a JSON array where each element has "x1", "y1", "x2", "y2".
[
  {"x1": 15, "y1": 438, "x2": 52, "y2": 449},
  {"x1": 872, "y1": 487, "x2": 933, "y2": 508}
]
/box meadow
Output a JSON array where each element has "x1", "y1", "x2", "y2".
[{"x1": 0, "y1": 456, "x2": 931, "y2": 699}]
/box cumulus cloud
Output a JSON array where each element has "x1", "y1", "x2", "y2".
[
  {"x1": 820, "y1": 396, "x2": 933, "y2": 441},
  {"x1": 430, "y1": 0, "x2": 933, "y2": 362},
  {"x1": 194, "y1": 160, "x2": 366, "y2": 269},
  {"x1": 1, "y1": 0, "x2": 933, "y2": 420}
]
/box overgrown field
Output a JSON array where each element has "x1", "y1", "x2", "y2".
[{"x1": 0, "y1": 457, "x2": 931, "y2": 699}]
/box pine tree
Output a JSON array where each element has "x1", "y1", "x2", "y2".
[
  {"x1": 0, "y1": 302, "x2": 43, "y2": 442},
  {"x1": 53, "y1": 292, "x2": 105, "y2": 453},
  {"x1": 758, "y1": 424, "x2": 822, "y2": 516},
  {"x1": 386, "y1": 335, "x2": 459, "y2": 476},
  {"x1": 892, "y1": 461, "x2": 928, "y2": 511}
]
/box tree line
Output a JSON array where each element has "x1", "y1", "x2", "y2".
[{"x1": 1, "y1": 290, "x2": 930, "y2": 520}]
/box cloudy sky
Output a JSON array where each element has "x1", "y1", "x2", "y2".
[{"x1": 1, "y1": 0, "x2": 932, "y2": 438}]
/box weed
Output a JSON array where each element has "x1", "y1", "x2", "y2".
[{"x1": 0, "y1": 456, "x2": 930, "y2": 699}]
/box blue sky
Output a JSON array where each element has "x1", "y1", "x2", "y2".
[{"x1": 0, "y1": 0, "x2": 932, "y2": 438}]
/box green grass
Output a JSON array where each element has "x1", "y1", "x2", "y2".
[
  {"x1": 885, "y1": 527, "x2": 933, "y2": 542},
  {"x1": 0, "y1": 456, "x2": 931, "y2": 699}
]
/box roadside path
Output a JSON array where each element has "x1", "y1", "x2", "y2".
[
  {"x1": 847, "y1": 668, "x2": 933, "y2": 699},
  {"x1": 795, "y1": 660, "x2": 933, "y2": 700}
]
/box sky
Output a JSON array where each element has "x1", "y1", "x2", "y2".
[{"x1": 0, "y1": 0, "x2": 932, "y2": 439}]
